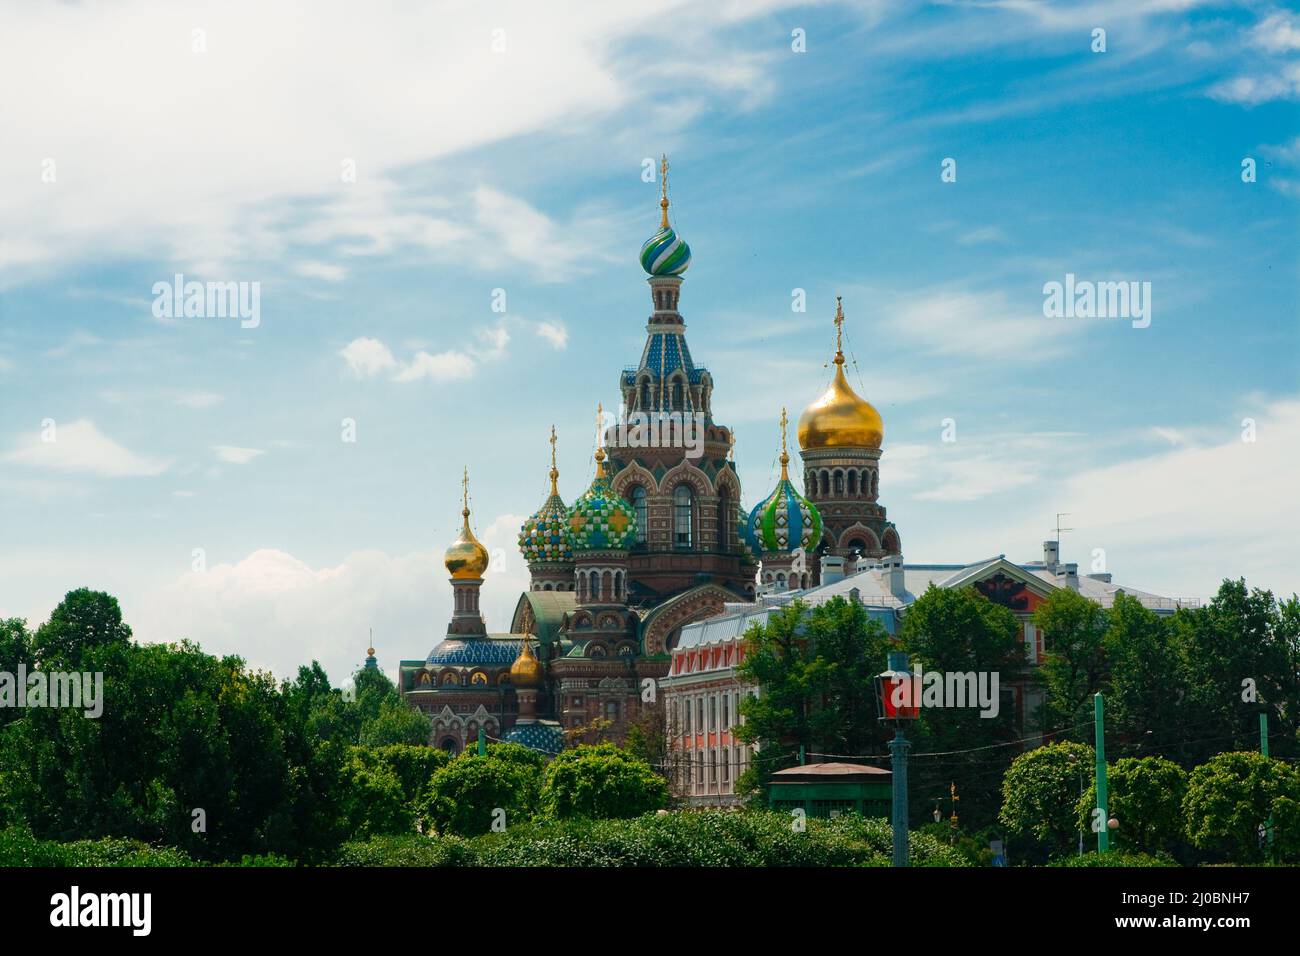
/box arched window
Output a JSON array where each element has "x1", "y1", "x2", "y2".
[
  {"x1": 820, "y1": 471, "x2": 830, "y2": 497},
  {"x1": 848, "y1": 471, "x2": 858, "y2": 495},
  {"x1": 674, "y1": 485, "x2": 693, "y2": 548},
  {"x1": 640, "y1": 380, "x2": 651, "y2": 409},
  {"x1": 631, "y1": 486, "x2": 647, "y2": 544},
  {"x1": 672, "y1": 380, "x2": 683, "y2": 410},
  {"x1": 833, "y1": 470, "x2": 844, "y2": 495},
  {"x1": 589, "y1": 569, "x2": 600, "y2": 600}
]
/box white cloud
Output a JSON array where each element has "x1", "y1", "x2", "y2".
[
  {"x1": 887, "y1": 289, "x2": 1086, "y2": 361},
  {"x1": 1251, "y1": 11, "x2": 1300, "y2": 53},
  {"x1": 0, "y1": 0, "x2": 788, "y2": 283},
  {"x1": 212, "y1": 445, "x2": 264, "y2": 465},
  {"x1": 535, "y1": 321, "x2": 569, "y2": 349},
  {"x1": 340, "y1": 337, "x2": 399, "y2": 378},
  {"x1": 131, "y1": 519, "x2": 532, "y2": 682},
  {"x1": 294, "y1": 260, "x2": 347, "y2": 282},
  {"x1": 393, "y1": 350, "x2": 476, "y2": 383},
  {"x1": 956, "y1": 226, "x2": 1008, "y2": 245},
  {"x1": 341, "y1": 336, "x2": 478, "y2": 383},
  {"x1": 2, "y1": 419, "x2": 168, "y2": 477}
]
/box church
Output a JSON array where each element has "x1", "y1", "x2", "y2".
[{"x1": 397, "y1": 159, "x2": 899, "y2": 753}]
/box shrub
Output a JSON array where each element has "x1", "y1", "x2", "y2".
[
  {"x1": 1183, "y1": 752, "x2": 1300, "y2": 863},
  {"x1": 539, "y1": 744, "x2": 668, "y2": 820},
  {"x1": 421, "y1": 753, "x2": 542, "y2": 836},
  {"x1": 1049, "y1": 851, "x2": 1176, "y2": 867}
]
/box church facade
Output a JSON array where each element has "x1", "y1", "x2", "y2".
[{"x1": 398, "y1": 159, "x2": 896, "y2": 754}]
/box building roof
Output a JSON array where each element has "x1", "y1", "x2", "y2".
[
  {"x1": 511, "y1": 590, "x2": 576, "y2": 645},
  {"x1": 672, "y1": 548, "x2": 1197, "y2": 654},
  {"x1": 424, "y1": 636, "x2": 530, "y2": 667},
  {"x1": 770, "y1": 762, "x2": 892, "y2": 781}
]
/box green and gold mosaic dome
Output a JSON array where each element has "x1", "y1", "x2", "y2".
[{"x1": 566, "y1": 448, "x2": 637, "y2": 552}]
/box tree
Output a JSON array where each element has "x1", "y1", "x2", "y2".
[
  {"x1": 358, "y1": 693, "x2": 430, "y2": 747},
  {"x1": 1175, "y1": 581, "x2": 1300, "y2": 765},
  {"x1": 420, "y1": 751, "x2": 542, "y2": 836},
  {"x1": 338, "y1": 751, "x2": 414, "y2": 839},
  {"x1": 733, "y1": 597, "x2": 892, "y2": 790},
  {"x1": 1077, "y1": 756, "x2": 1187, "y2": 856},
  {"x1": 1100, "y1": 594, "x2": 1189, "y2": 760},
  {"x1": 1034, "y1": 588, "x2": 1108, "y2": 734},
  {"x1": 999, "y1": 741, "x2": 1095, "y2": 859},
  {"x1": 1183, "y1": 751, "x2": 1300, "y2": 863},
  {"x1": 31, "y1": 589, "x2": 132, "y2": 668},
  {"x1": 901, "y1": 585, "x2": 1026, "y2": 830},
  {"x1": 539, "y1": 744, "x2": 668, "y2": 820}
]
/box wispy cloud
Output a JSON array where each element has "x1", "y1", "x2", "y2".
[
  {"x1": 2, "y1": 419, "x2": 168, "y2": 477},
  {"x1": 212, "y1": 445, "x2": 264, "y2": 465}
]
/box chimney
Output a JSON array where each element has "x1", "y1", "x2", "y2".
[
  {"x1": 819, "y1": 554, "x2": 845, "y2": 586},
  {"x1": 1043, "y1": 540, "x2": 1059, "y2": 572},
  {"x1": 1086, "y1": 572, "x2": 1112, "y2": 584},
  {"x1": 882, "y1": 553, "x2": 906, "y2": 599},
  {"x1": 1055, "y1": 562, "x2": 1079, "y2": 591}
]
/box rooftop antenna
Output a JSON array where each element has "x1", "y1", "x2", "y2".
[{"x1": 1054, "y1": 512, "x2": 1073, "y2": 557}]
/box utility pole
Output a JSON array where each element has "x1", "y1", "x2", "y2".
[
  {"x1": 477, "y1": 727, "x2": 487, "y2": 756},
  {"x1": 1095, "y1": 692, "x2": 1109, "y2": 854}
]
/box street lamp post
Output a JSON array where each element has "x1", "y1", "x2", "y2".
[{"x1": 876, "y1": 650, "x2": 920, "y2": 868}]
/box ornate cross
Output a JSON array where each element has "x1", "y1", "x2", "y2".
[
  {"x1": 660, "y1": 154, "x2": 670, "y2": 229},
  {"x1": 834, "y1": 296, "x2": 844, "y2": 355}
]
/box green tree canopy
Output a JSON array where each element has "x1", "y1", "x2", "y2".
[{"x1": 539, "y1": 743, "x2": 668, "y2": 820}]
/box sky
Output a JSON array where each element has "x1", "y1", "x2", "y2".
[{"x1": 1, "y1": 0, "x2": 1297, "y2": 687}]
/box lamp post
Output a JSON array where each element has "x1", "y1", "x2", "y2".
[{"x1": 876, "y1": 650, "x2": 920, "y2": 867}]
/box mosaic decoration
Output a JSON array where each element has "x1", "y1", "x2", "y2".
[
  {"x1": 749, "y1": 476, "x2": 823, "y2": 554},
  {"x1": 566, "y1": 471, "x2": 638, "y2": 552},
  {"x1": 504, "y1": 721, "x2": 566, "y2": 754},
  {"x1": 426, "y1": 638, "x2": 526, "y2": 666},
  {"x1": 519, "y1": 491, "x2": 573, "y2": 563}
]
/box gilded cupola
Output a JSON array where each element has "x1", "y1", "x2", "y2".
[
  {"x1": 797, "y1": 298, "x2": 884, "y2": 451},
  {"x1": 444, "y1": 467, "x2": 490, "y2": 580}
]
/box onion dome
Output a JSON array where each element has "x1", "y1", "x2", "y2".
[
  {"x1": 750, "y1": 408, "x2": 823, "y2": 553},
  {"x1": 566, "y1": 444, "x2": 637, "y2": 552},
  {"x1": 738, "y1": 499, "x2": 761, "y2": 558},
  {"x1": 798, "y1": 298, "x2": 884, "y2": 451},
  {"x1": 519, "y1": 427, "x2": 573, "y2": 564},
  {"x1": 444, "y1": 467, "x2": 490, "y2": 579},
  {"x1": 509, "y1": 638, "x2": 544, "y2": 687},
  {"x1": 504, "y1": 720, "x2": 565, "y2": 753},
  {"x1": 639, "y1": 154, "x2": 691, "y2": 276}
]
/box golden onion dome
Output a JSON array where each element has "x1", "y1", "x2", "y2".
[
  {"x1": 444, "y1": 468, "x2": 490, "y2": 580},
  {"x1": 797, "y1": 298, "x2": 883, "y2": 451},
  {"x1": 509, "y1": 638, "x2": 543, "y2": 687}
]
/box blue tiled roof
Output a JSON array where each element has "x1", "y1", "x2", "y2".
[
  {"x1": 505, "y1": 721, "x2": 566, "y2": 755},
  {"x1": 629, "y1": 333, "x2": 707, "y2": 386},
  {"x1": 426, "y1": 638, "x2": 524, "y2": 666}
]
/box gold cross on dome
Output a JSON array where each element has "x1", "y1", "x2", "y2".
[
  {"x1": 660, "y1": 154, "x2": 670, "y2": 229},
  {"x1": 461, "y1": 466, "x2": 469, "y2": 510},
  {"x1": 834, "y1": 296, "x2": 844, "y2": 355},
  {"x1": 728, "y1": 429, "x2": 735, "y2": 461}
]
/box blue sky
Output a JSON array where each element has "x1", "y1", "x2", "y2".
[{"x1": 1, "y1": 0, "x2": 1297, "y2": 684}]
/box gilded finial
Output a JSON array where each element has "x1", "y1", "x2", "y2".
[
  {"x1": 728, "y1": 429, "x2": 736, "y2": 462},
  {"x1": 594, "y1": 404, "x2": 607, "y2": 477},
  {"x1": 461, "y1": 466, "x2": 470, "y2": 516},
  {"x1": 833, "y1": 296, "x2": 845, "y2": 365},
  {"x1": 548, "y1": 425, "x2": 559, "y2": 495},
  {"x1": 367, "y1": 627, "x2": 374, "y2": 658},
  {"x1": 659, "y1": 154, "x2": 670, "y2": 229},
  {"x1": 779, "y1": 407, "x2": 790, "y2": 478}
]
